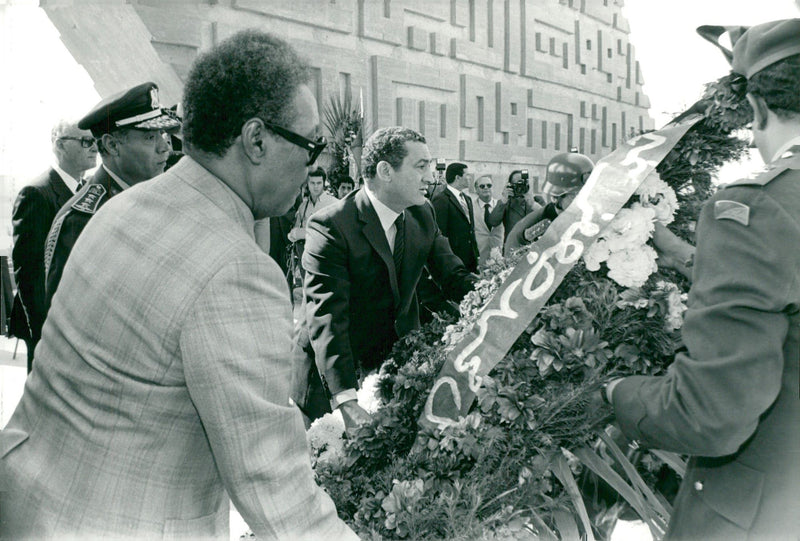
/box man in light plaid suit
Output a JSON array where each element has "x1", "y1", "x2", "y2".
[{"x1": 0, "y1": 31, "x2": 356, "y2": 540}]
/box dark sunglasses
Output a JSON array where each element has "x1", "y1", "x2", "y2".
[
  {"x1": 59, "y1": 136, "x2": 96, "y2": 148},
  {"x1": 477, "y1": 184, "x2": 492, "y2": 189},
  {"x1": 262, "y1": 121, "x2": 327, "y2": 166}
]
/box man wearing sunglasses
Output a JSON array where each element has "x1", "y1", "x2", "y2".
[
  {"x1": 0, "y1": 30, "x2": 356, "y2": 541},
  {"x1": 471, "y1": 174, "x2": 504, "y2": 266},
  {"x1": 8, "y1": 119, "x2": 97, "y2": 372},
  {"x1": 43, "y1": 81, "x2": 178, "y2": 310}
]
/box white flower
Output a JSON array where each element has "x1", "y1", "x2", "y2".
[
  {"x1": 606, "y1": 245, "x2": 658, "y2": 288},
  {"x1": 604, "y1": 207, "x2": 655, "y2": 253},
  {"x1": 307, "y1": 411, "x2": 346, "y2": 466},
  {"x1": 583, "y1": 238, "x2": 610, "y2": 271},
  {"x1": 357, "y1": 372, "x2": 381, "y2": 414},
  {"x1": 657, "y1": 280, "x2": 688, "y2": 330},
  {"x1": 635, "y1": 172, "x2": 679, "y2": 225},
  {"x1": 582, "y1": 206, "x2": 659, "y2": 287}
]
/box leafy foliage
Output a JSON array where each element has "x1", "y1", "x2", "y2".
[{"x1": 321, "y1": 93, "x2": 366, "y2": 185}]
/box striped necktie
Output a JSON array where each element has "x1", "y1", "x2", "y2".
[{"x1": 393, "y1": 212, "x2": 405, "y2": 280}]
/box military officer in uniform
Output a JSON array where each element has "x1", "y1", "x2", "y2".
[
  {"x1": 604, "y1": 19, "x2": 800, "y2": 540},
  {"x1": 43, "y1": 82, "x2": 179, "y2": 308}
]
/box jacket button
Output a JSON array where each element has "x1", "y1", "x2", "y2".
[{"x1": 693, "y1": 481, "x2": 704, "y2": 491}]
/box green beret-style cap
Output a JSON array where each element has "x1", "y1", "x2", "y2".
[
  {"x1": 732, "y1": 18, "x2": 800, "y2": 78},
  {"x1": 78, "y1": 82, "x2": 181, "y2": 137}
]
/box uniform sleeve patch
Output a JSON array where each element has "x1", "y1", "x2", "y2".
[
  {"x1": 71, "y1": 184, "x2": 107, "y2": 214},
  {"x1": 714, "y1": 200, "x2": 750, "y2": 226}
]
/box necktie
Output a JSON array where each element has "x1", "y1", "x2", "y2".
[
  {"x1": 484, "y1": 203, "x2": 492, "y2": 230},
  {"x1": 393, "y1": 212, "x2": 405, "y2": 280},
  {"x1": 462, "y1": 193, "x2": 474, "y2": 225}
]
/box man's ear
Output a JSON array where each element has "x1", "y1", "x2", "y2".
[
  {"x1": 241, "y1": 118, "x2": 267, "y2": 164},
  {"x1": 746, "y1": 94, "x2": 769, "y2": 131},
  {"x1": 376, "y1": 160, "x2": 393, "y2": 182},
  {"x1": 100, "y1": 133, "x2": 120, "y2": 156}
]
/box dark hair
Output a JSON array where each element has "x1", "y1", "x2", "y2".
[
  {"x1": 337, "y1": 175, "x2": 354, "y2": 187},
  {"x1": 445, "y1": 162, "x2": 468, "y2": 184},
  {"x1": 308, "y1": 167, "x2": 326, "y2": 181},
  {"x1": 361, "y1": 127, "x2": 426, "y2": 179},
  {"x1": 182, "y1": 30, "x2": 309, "y2": 156},
  {"x1": 748, "y1": 54, "x2": 800, "y2": 119},
  {"x1": 508, "y1": 170, "x2": 523, "y2": 183}
]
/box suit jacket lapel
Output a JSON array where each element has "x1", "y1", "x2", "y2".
[
  {"x1": 49, "y1": 168, "x2": 74, "y2": 207},
  {"x1": 446, "y1": 189, "x2": 470, "y2": 222},
  {"x1": 356, "y1": 190, "x2": 401, "y2": 305}
]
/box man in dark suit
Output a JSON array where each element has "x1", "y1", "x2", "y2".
[
  {"x1": 44, "y1": 82, "x2": 179, "y2": 309},
  {"x1": 9, "y1": 120, "x2": 97, "y2": 372},
  {"x1": 431, "y1": 162, "x2": 479, "y2": 273},
  {"x1": 292, "y1": 127, "x2": 476, "y2": 425},
  {"x1": 605, "y1": 19, "x2": 800, "y2": 539}
]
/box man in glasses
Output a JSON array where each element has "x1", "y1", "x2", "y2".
[
  {"x1": 0, "y1": 31, "x2": 356, "y2": 540},
  {"x1": 293, "y1": 127, "x2": 477, "y2": 426},
  {"x1": 8, "y1": 119, "x2": 97, "y2": 372},
  {"x1": 471, "y1": 174, "x2": 504, "y2": 265},
  {"x1": 43, "y1": 81, "x2": 178, "y2": 309}
]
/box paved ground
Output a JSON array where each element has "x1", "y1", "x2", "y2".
[{"x1": 0, "y1": 335, "x2": 26, "y2": 429}]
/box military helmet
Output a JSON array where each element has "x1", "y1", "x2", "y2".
[{"x1": 542, "y1": 152, "x2": 594, "y2": 204}]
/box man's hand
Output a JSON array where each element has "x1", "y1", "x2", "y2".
[
  {"x1": 339, "y1": 400, "x2": 371, "y2": 429},
  {"x1": 652, "y1": 223, "x2": 695, "y2": 279},
  {"x1": 499, "y1": 185, "x2": 512, "y2": 203}
]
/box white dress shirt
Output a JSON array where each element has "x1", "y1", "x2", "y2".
[
  {"x1": 364, "y1": 184, "x2": 401, "y2": 252},
  {"x1": 52, "y1": 163, "x2": 80, "y2": 194}
]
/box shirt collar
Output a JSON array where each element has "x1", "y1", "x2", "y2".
[
  {"x1": 364, "y1": 184, "x2": 400, "y2": 232},
  {"x1": 102, "y1": 164, "x2": 131, "y2": 190},
  {"x1": 476, "y1": 196, "x2": 496, "y2": 208},
  {"x1": 771, "y1": 135, "x2": 800, "y2": 162},
  {"x1": 52, "y1": 163, "x2": 80, "y2": 193},
  {"x1": 167, "y1": 155, "x2": 256, "y2": 240},
  {"x1": 447, "y1": 184, "x2": 465, "y2": 199}
]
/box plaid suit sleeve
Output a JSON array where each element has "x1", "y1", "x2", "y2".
[{"x1": 179, "y1": 251, "x2": 356, "y2": 540}]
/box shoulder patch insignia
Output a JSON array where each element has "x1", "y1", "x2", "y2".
[
  {"x1": 71, "y1": 184, "x2": 107, "y2": 214},
  {"x1": 714, "y1": 200, "x2": 749, "y2": 226}
]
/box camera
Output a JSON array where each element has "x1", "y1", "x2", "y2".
[
  {"x1": 435, "y1": 158, "x2": 446, "y2": 172},
  {"x1": 510, "y1": 170, "x2": 529, "y2": 198}
]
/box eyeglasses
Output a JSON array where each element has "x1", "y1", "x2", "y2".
[
  {"x1": 59, "y1": 136, "x2": 96, "y2": 148},
  {"x1": 262, "y1": 121, "x2": 327, "y2": 166},
  {"x1": 477, "y1": 184, "x2": 492, "y2": 189}
]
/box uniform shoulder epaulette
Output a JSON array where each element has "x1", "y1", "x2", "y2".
[
  {"x1": 723, "y1": 149, "x2": 800, "y2": 189},
  {"x1": 71, "y1": 184, "x2": 107, "y2": 214}
]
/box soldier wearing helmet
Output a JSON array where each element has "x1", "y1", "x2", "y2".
[{"x1": 503, "y1": 152, "x2": 594, "y2": 256}]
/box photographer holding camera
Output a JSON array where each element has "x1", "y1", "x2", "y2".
[{"x1": 486, "y1": 169, "x2": 541, "y2": 243}]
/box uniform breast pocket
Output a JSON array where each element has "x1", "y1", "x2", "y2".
[{"x1": 688, "y1": 459, "x2": 765, "y2": 533}]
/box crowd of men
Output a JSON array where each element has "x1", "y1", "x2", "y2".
[{"x1": 2, "y1": 18, "x2": 800, "y2": 541}]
